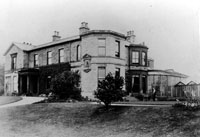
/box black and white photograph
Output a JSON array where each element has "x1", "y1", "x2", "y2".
[{"x1": 0, "y1": 0, "x2": 200, "y2": 136}]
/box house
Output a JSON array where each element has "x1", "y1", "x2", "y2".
[{"x1": 4, "y1": 22, "x2": 188, "y2": 98}]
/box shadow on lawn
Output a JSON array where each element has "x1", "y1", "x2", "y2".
[
  {"x1": 91, "y1": 106, "x2": 131, "y2": 121},
  {"x1": 90, "y1": 105, "x2": 200, "y2": 137}
]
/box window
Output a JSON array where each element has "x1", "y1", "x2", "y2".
[
  {"x1": 11, "y1": 54, "x2": 17, "y2": 70},
  {"x1": 77, "y1": 45, "x2": 81, "y2": 61},
  {"x1": 46, "y1": 76, "x2": 51, "y2": 89},
  {"x1": 5, "y1": 76, "x2": 11, "y2": 94},
  {"x1": 47, "y1": 51, "x2": 52, "y2": 65},
  {"x1": 34, "y1": 54, "x2": 39, "y2": 67},
  {"x1": 115, "y1": 41, "x2": 120, "y2": 57},
  {"x1": 115, "y1": 68, "x2": 120, "y2": 77},
  {"x1": 13, "y1": 76, "x2": 18, "y2": 92},
  {"x1": 98, "y1": 67, "x2": 106, "y2": 82},
  {"x1": 59, "y1": 49, "x2": 64, "y2": 63},
  {"x1": 142, "y1": 52, "x2": 146, "y2": 66},
  {"x1": 98, "y1": 38, "x2": 106, "y2": 56},
  {"x1": 132, "y1": 51, "x2": 139, "y2": 63}
]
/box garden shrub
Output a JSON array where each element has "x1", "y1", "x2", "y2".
[
  {"x1": 157, "y1": 96, "x2": 168, "y2": 101},
  {"x1": 94, "y1": 73, "x2": 125, "y2": 108},
  {"x1": 0, "y1": 89, "x2": 4, "y2": 96},
  {"x1": 132, "y1": 93, "x2": 144, "y2": 101},
  {"x1": 173, "y1": 91, "x2": 200, "y2": 111},
  {"x1": 51, "y1": 70, "x2": 82, "y2": 100}
]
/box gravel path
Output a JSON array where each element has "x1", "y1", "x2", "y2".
[{"x1": 0, "y1": 97, "x2": 45, "y2": 109}]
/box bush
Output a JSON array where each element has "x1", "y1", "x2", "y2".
[
  {"x1": 132, "y1": 93, "x2": 144, "y2": 101},
  {"x1": 0, "y1": 89, "x2": 4, "y2": 96},
  {"x1": 51, "y1": 70, "x2": 82, "y2": 100},
  {"x1": 157, "y1": 96, "x2": 168, "y2": 101},
  {"x1": 94, "y1": 73, "x2": 125, "y2": 108},
  {"x1": 173, "y1": 91, "x2": 200, "y2": 111}
]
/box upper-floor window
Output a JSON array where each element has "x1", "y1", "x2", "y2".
[
  {"x1": 115, "y1": 41, "x2": 120, "y2": 57},
  {"x1": 132, "y1": 51, "x2": 139, "y2": 63},
  {"x1": 98, "y1": 67, "x2": 106, "y2": 83},
  {"x1": 34, "y1": 54, "x2": 39, "y2": 67},
  {"x1": 98, "y1": 38, "x2": 106, "y2": 56},
  {"x1": 59, "y1": 49, "x2": 64, "y2": 63},
  {"x1": 77, "y1": 45, "x2": 81, "y2": 61},
  {"x1": 142, "y1": 52, "x2": 146, "y2": 66},
  {"x1": 47, "y1": 51, "x2": 52, "y2": 65},
  {"x1": 115, "y1": 67, "x2": 120, "y2": 77},
  {"x1": 11, "y1": 54, "x2": 17, "y2": 70}
]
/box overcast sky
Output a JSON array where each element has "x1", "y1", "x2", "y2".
[{"x1": 0, "y1": 0, "x2": 200, "y2": 83}]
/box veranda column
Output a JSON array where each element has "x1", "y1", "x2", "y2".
[
  {"x1": 19, "y1": 76, "x2": 23, "y2": 95},
  {"x1": 145, "y1": 75, "x2": 148, "y2": 94},
  {"x1": 139, "y1": 74, "x2": 143, "y2": 94},
  {"x1": 37, "y1": 77, "x2": 39, "y2": 95},
  {"x1": 27, "y1": 75, "x2": 30, "y2": 94}
]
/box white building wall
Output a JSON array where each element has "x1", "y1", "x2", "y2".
[
  {"x1": 80, "y1": 33, "x2": 127, "y2": 98},
  {"x1": 4, "y1": 73, "x2": 18, "y2": 95},
  {"x1": 4, "y1": 45, "x2": 25, "y2": 95},
  {"x1": 5, "y1": 45, "x2": 25, "y2": 71}
]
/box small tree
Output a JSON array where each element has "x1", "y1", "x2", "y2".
[
  {"x1": 51, "y1": 70, "x2": 82, "y2": 100},
  {"x1": 94, "y1": 72, "x2": 125, "y2": 108}
]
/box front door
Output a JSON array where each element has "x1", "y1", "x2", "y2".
[{"x1": 132, "y1": 75, "x2": 140, "y2": 93}]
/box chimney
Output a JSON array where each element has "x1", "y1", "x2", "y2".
[
  {"x1": 79, "y1": 22, "x2": 90, "y2": 35},
  {"x1": 52, "y1": 31, "x2": 61, "y2": 41},
  {"x1": 126, "y1": 30, "x2": 135, "y2": 44}
]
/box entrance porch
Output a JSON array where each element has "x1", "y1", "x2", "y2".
[
  {"x1": 18, "y1": 68, "x2": 39, "y2": 96},
  {"x1": 126, "y1": 70, "x2": 148, "y2": 95}
]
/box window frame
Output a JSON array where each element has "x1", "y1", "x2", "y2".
[
  {"x1": 46, "y1": 76, "x2": 51, "y2": 89},
  {"x1": 13, "y1": 76, "x2": 18, "y2": 92},
  {"x1": 34, "y1": 54, "x2": 39, "y2": 67},
  {"x1": 58, "y1": 48, "x2": 64, "y2": 63},
  {"x1": 77, "y1": 45, "x2": 81, "y2": 61},
  {"x1": 11, "y1": 54, "x2": 17, "y2": 70},
  {"x1": 47, "y1": 51, "x2": 52, "y2": 65},
  {"x1": 115, "y1": 67, "x2": 120, "y2": 77},
  {"x1": 132, "y1": 51, "x2": 139, "y2": 64},
  {"x1": 115, "y1": 40, "x2": 120, "y2": 57},
  {"x1": 142, "y1": 52, "x2": 146, "y2": 66},
  {"x1": 98, "y1": 67, "x2": 106, "y2": 82},
  {"x1": 98, "y1": 38, "x2": 106, "y2": 56}
]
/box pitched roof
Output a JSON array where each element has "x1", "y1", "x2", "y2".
[
  {"x1": 148, "y1": 69, "x2": 188, "y2": 78},
  {"x1": 31, "y1": 35, "x2": 80, "y2": 51},
  {"x1": 187, "y1": 81, "x2": 197, "y2": 85},
  {"x1": 4, "y1": 42, "x2": 36, "y2": 56},
  {"x1": 4, "y1": 35, "x2": 80, "y2": 56},
  {"x1": 175, "y1": 81, "x2": 185, "y2": 86}
]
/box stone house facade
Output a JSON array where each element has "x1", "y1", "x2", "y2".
[{"x1": 4, "y1": 22, "x2": 188, "y2": 98}]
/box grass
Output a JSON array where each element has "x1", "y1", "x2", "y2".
[
  {"x1": 0, "y1": 102, "x2": 200, "y2": 137},
  {"x1": 0, "y1": 96, "x2": 22, "y2": 105}
]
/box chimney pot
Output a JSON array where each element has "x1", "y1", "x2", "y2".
[
  {"x1": 79, "y1": 22, "x2": 90, "y2": 35},
  {"x1": 52, "y1": 31, "x2": 61, "y2": 41},
  {"x1": 127, "y1": 30, "x2": 135, "y2": 44}
]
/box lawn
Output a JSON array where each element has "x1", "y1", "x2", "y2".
[
  {"x1": 0, "y1": 96, "x2": 22, "y2": 105},
  {"x1": 0, "y1": 102, "x2": 199, "y2": 137}
]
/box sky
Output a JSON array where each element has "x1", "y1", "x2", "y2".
[{"x1": 0, "y1": 0, "x2": 200, "y2": 83}]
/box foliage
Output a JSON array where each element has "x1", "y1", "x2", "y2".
[
  {"x1": 132, "y1": 93, "x2": 144, "y2": 101},
  {"x1": 51, "y1": 70, "x2": 82, "y2": 100},
  {"x1": 173, "y1": 91, "x2": 200, "y2": 111},
  {"x1": 38, "y1": 63, "x2": 70, "y2": 94},
  {"x1": 94, "y1": 73, "x2": 125, "y2": 108}
]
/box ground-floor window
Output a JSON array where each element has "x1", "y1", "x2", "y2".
[
  {"x1": 13, "y1": 76, "x2": 18, "y2": 93},
  {"x1": 115, "y1": 68, "x2": 120, "y2": 77},
  {"x1": 98, "y1": 67, "x2": 106, "y2": 83},
  {"x1": 46, "y1": 76, "x2": 52, "y2": 89},
  {"x1": 5, "y1": 76, "x2": 11, "y2": 94}
]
